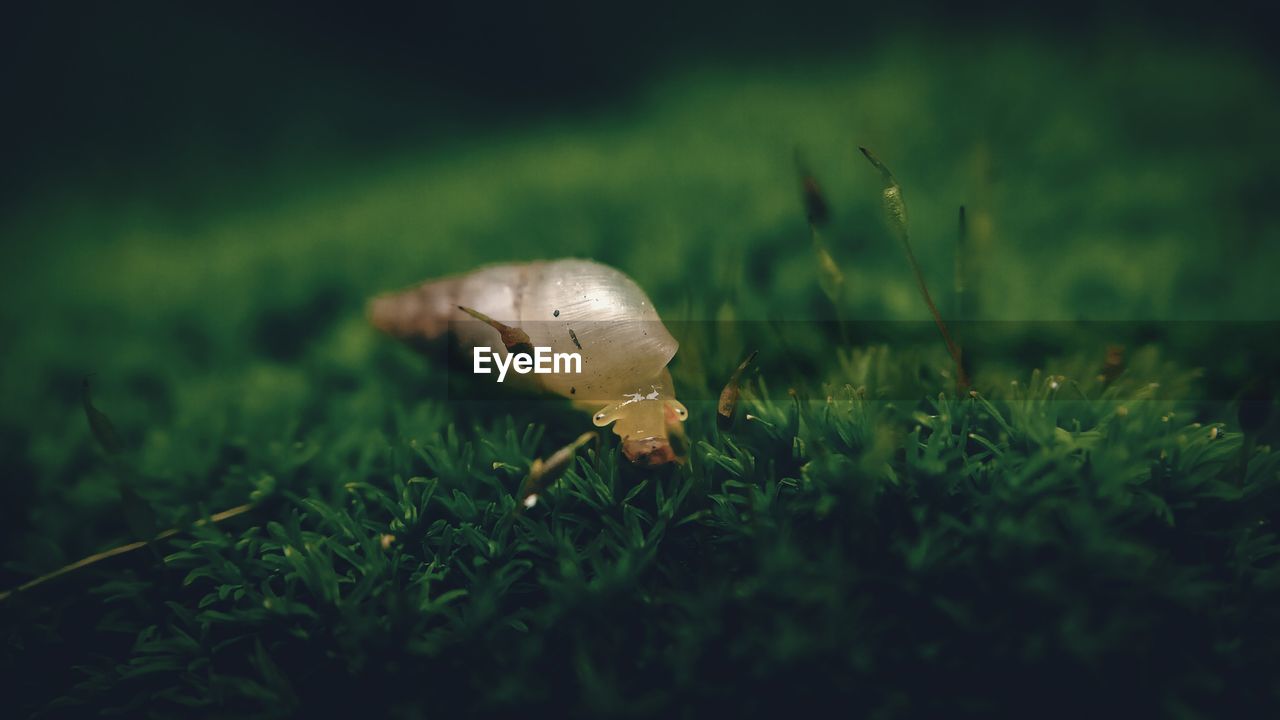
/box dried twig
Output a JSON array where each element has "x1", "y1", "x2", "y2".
[
  {"x1": 0, "y1": 502, "x2": 258, "y2": 604},
  {"x1": 517, "y1": 431, "x2": 598, "y2": 510}
]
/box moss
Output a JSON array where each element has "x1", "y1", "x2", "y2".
[{"x1": 3, "y1": 37, "x2": 1280, "y2": 718}]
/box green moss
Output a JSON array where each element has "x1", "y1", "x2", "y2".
[{"x1": 2, "y1": 36, "x2": 1279, "y2": 717}]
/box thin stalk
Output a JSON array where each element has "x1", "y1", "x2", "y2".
[
  {"x1": 0, "y1": 502, "x2": 257, "y2": 603},
  {"x1": 795, "y1": 149, "x2": 849, "y2": 346},
  {"x1": 860, "y1": 146, "x2": 969, "y2": 391},
  {"x1": 811, "y1": 226, "x2": 850, "y2": 347},
  {"x1": 955, "y1": 205, "x2": 967, "y2": 321}
]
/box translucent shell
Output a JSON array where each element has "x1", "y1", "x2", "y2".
[
  {"x1": 452, "y1": 259, "x2": 678, "y2": 403},
  {"x1": 369, "y1": 258, "x2": 687, "y2": 465}
]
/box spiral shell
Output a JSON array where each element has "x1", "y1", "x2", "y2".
[{"x1": 369, "y1": 259, "x2": 687, "y2": 465}]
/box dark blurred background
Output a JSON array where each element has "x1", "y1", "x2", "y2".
[{"x1": 7, "y1": 0, "x2": 1279, "y2": 214}]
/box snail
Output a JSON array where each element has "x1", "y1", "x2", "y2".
[{"x1": 368, "y1": 259, "x2": 688, "y2": 466}]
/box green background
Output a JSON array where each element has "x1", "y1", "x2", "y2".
[{"x1": 3, "y1": 3, "x2": 1279, "y2": 717}]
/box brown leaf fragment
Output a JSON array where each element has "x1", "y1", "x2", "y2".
[{"x1": 717, "y1": 350, "x2": 759, "y2": 430}]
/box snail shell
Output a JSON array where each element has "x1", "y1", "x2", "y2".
[{"x1": 369, "y1": 259, "x2": 688, "y2": 465}]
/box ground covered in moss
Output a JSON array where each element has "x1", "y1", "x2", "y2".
[{"x1": 3, "y1": 33, "x2": 1280, "y2": 718}]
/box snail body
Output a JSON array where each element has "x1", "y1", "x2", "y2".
[{"x1": 369, "y1": 259, "x2": 687, "y2": 465}]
